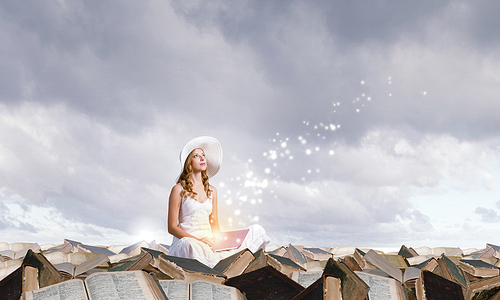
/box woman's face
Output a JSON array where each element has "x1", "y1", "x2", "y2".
[{"x1": 190, "y1": 148, "x2": 207, "y2": 172}]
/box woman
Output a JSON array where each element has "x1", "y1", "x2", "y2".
[{"x1": 167, "y1": 136, "x2": 270, "y2": 268}]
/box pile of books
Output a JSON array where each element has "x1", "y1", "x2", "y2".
[{"x1": 1, "y1": 239, "x2": 500, "y2": 299}]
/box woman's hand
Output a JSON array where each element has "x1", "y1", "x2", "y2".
[{"x1": 198, "y1": 237, "x2": 215, "y2": 247}]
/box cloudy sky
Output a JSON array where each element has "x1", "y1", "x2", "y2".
[{"x1": 1, "y1": 0, "x2": 499, "y2": 251}]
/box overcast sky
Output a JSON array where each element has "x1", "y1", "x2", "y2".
[{"x1": 1, "y1": 0, "x2": 499, "y2": 251}]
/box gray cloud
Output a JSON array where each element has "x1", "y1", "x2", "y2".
[
  {"x1": 474, "y1": 207, "x2": 500, "y2": 223},
  {"x1": 1, "y1": 0, "x2": 500, "y2": 248}
]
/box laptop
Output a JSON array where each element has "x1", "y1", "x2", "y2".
[{"x1": 212, "y1": 229, "x2": 250, "y2": 252}]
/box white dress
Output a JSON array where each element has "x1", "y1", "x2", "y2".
[{"x1": 168, "y1": 192, "x2": 270, "y2": 268}]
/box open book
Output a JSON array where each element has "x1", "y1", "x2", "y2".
[
  {"x1": 25, "y1": 270, "x2": 166, "y2": 300},
  {"x1": 53, "y1": 253, "x2": 110, "y2": 279},
  {"x1": 159, "y1": 280, "x2": 244, "y2": 300},
  {"x1": 355, "y1": 270, "x2": 407, "y2": 300}
]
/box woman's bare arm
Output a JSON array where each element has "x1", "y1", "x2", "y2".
[{"x1": 209, "y1": 186, "x2": 221, "y2": 237}]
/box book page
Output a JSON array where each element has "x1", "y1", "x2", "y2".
[
  {"x1": 85, "y1": 271, "x2": 157, "y2": 300},
  {"x1": 54, "y1": 262, "x2": 75, "y2": 276},
  {"x1": 291, "y1": 271, "x2": 323, "y2": 288},
  {"x1": 75, "y1": 253, "x2": 109, "y2": 276},
  {"x1": 191, "y1": 280, "x2": 237, "y2": 300},
  {"x1": 26, "y1": 279, "x2": 88, "y2": 300},
  {"x1": 356, "y1": 272, "x2": 401, "y2": 300},
  {"x1": 364, "y1": 250, "x2": 402, "y2": 282},
  {"x1": 403, "y1": 266, "x2": 421, "y2": 282},
  {"x1": 159, "y1": 280, "x2": 189, "y2": 300}
]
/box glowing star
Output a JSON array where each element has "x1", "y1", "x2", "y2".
[
  {"x1": 329, "y1": 150, "x2": 335, "y2": 155},
  {"x1": 281, "y1": 142, "x2": 287, "y2": 148},
  {"x1": 261, "y1": 179, "x2": 268, "y2": 188},
  {"x1": 235, "y1": 210, "x2": 241, "y2": 215},
  {"x1": 356, "y1": 109, "x2": 360, "y2": 112},
  {"x1": 361, "y1": 80, "x2": 365, "y2": 85},
  {"x1": 264, "y1": 168, "x2": 270, "y2": 174},
  {"x1": 305, "y1": 149, "x2": 312, "y2": 155}
]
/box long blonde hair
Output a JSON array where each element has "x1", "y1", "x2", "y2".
[{"x1": 177, "y1": 149, "x2": 212, "y2": 199}]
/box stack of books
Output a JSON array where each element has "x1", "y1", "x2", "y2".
[{"x1": 1, "y1": 240, "x2": 499, "y2": 299}]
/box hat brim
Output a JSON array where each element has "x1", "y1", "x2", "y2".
[{"x1": 179, "y1": 136, "x2": 223, "y2": 178}]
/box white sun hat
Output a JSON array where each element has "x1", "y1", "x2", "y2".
[{"x1": 179, "y1": 136, "x2": 223, "y2": 178}]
